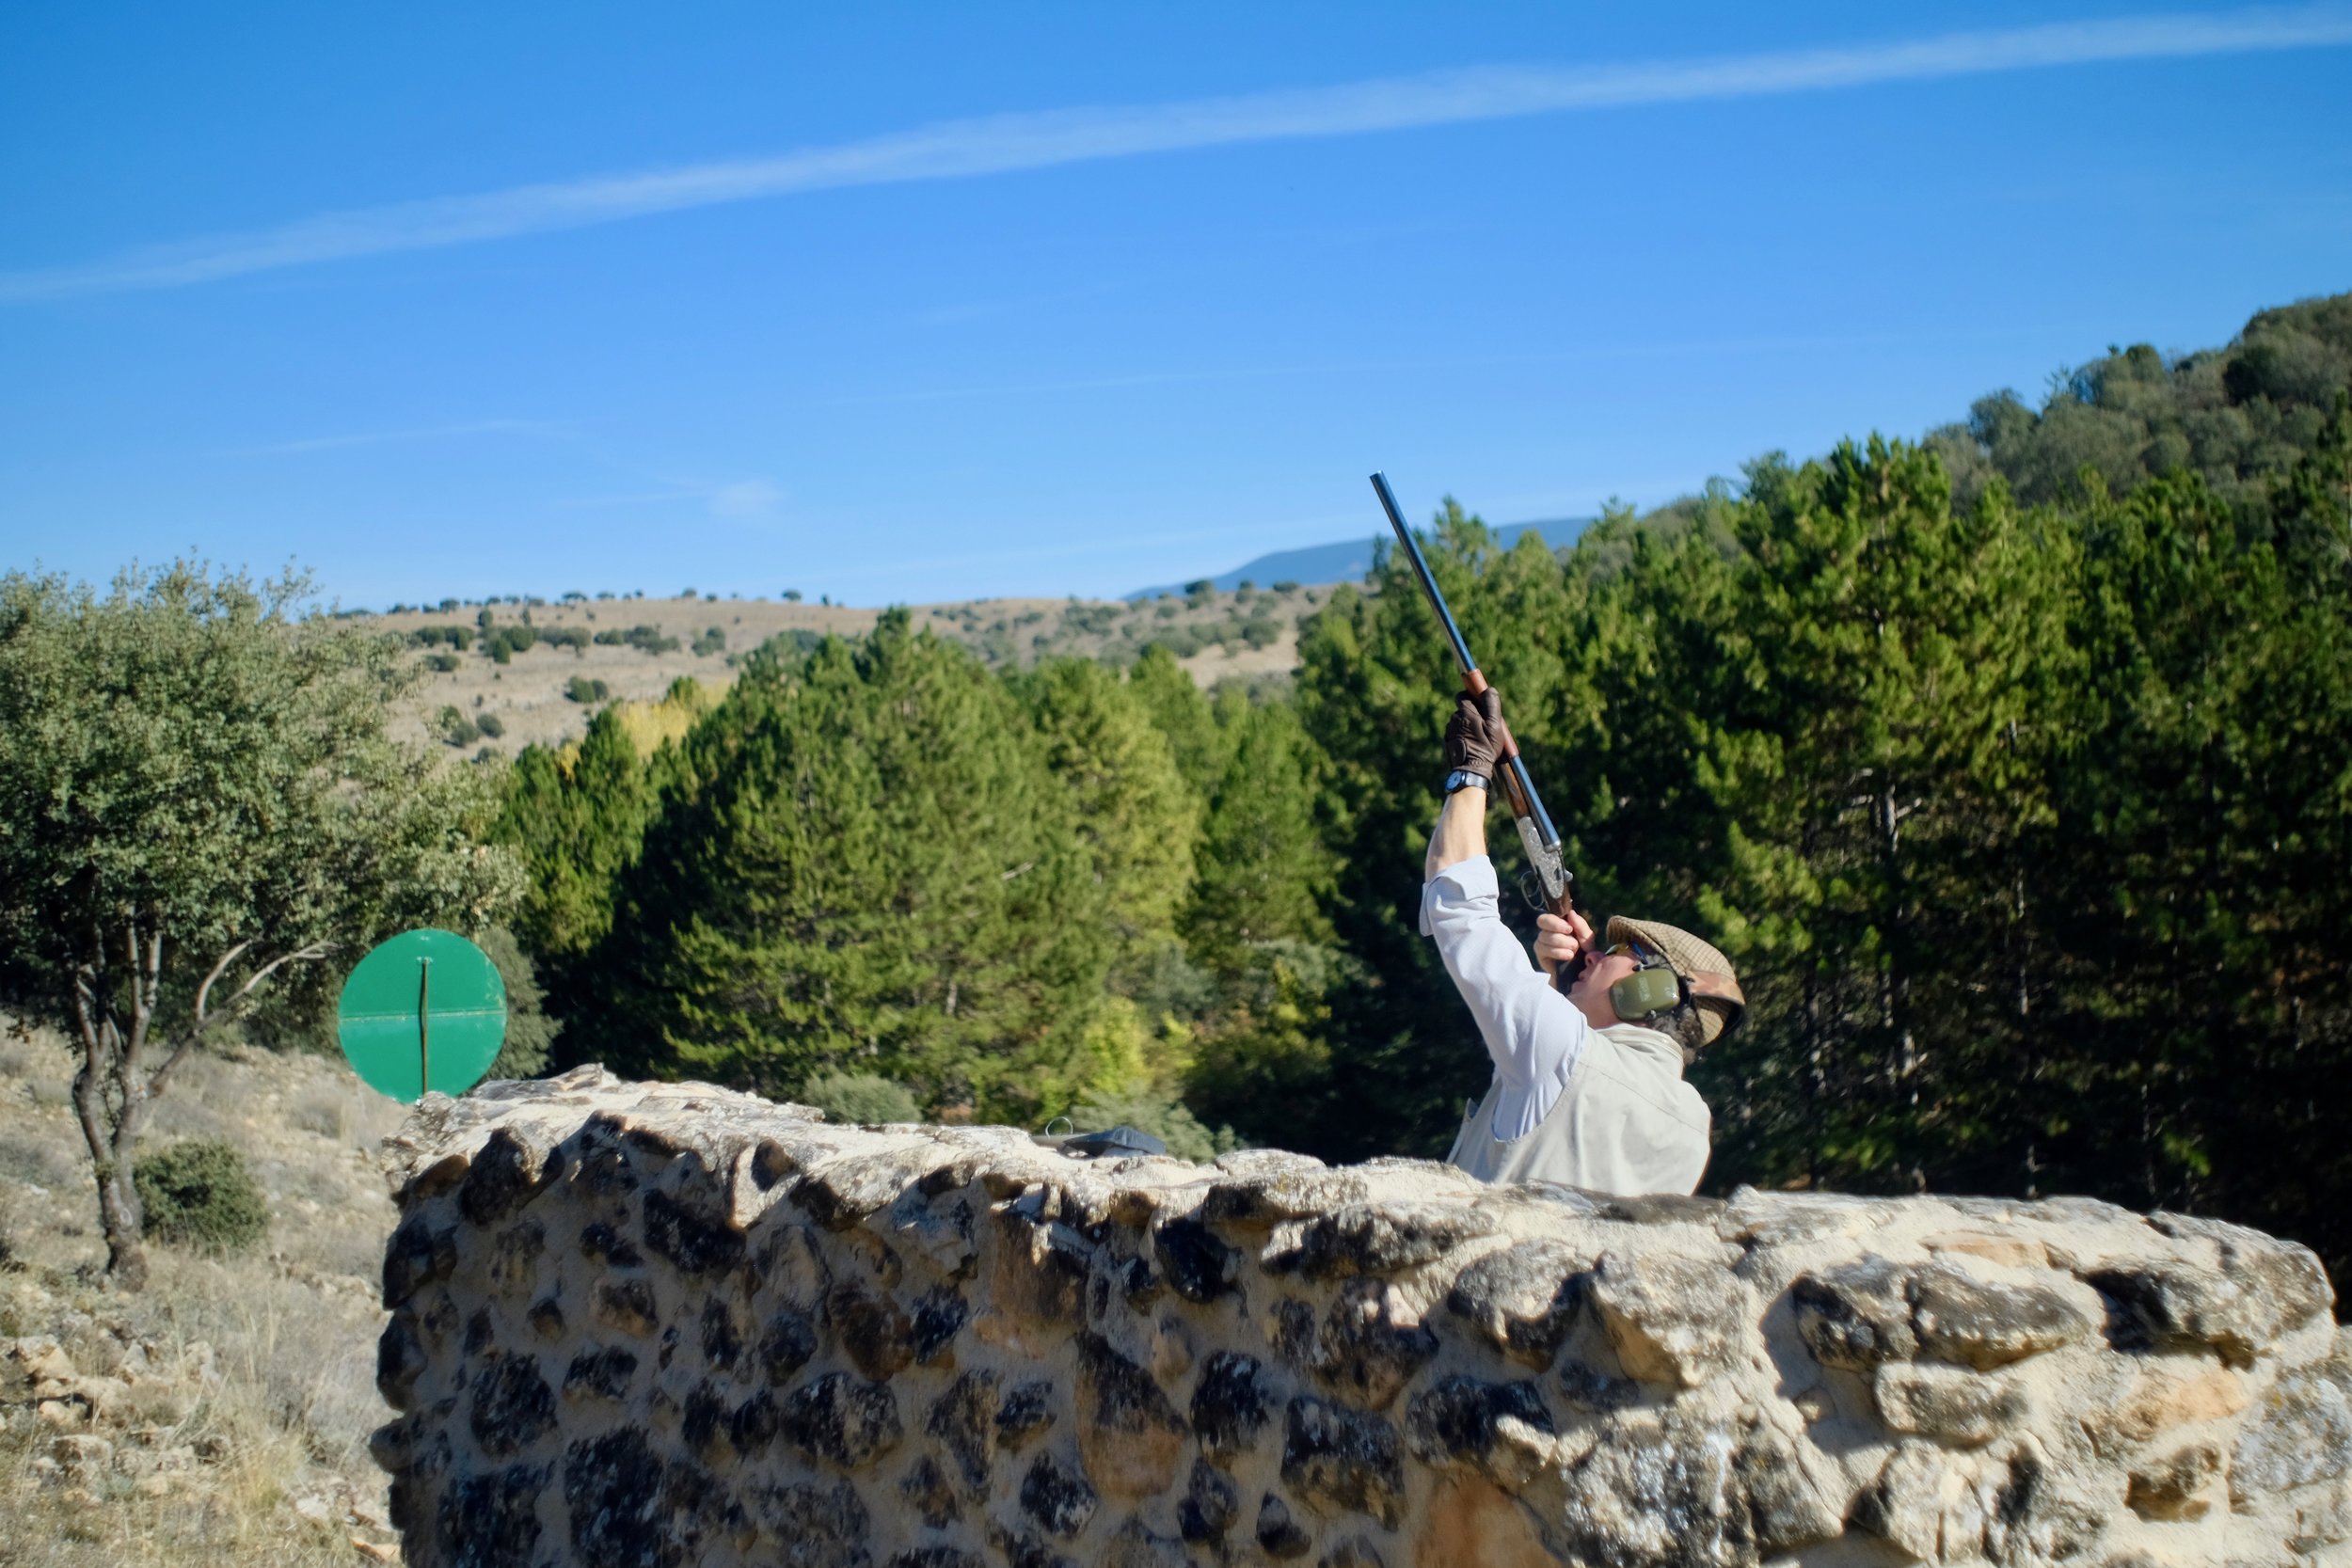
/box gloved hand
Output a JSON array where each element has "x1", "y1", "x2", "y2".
[{"x1": 1442, "y1": 687, "x2": 1513, "y2": 777}]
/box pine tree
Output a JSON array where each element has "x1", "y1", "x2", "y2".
[
  {"x1": 1688, "y1": 439, "x2": 2078, "y2": 1195},
  {"x1": 581, "y1": 613, "x2": 1114, "y2": 1122},
  {"x1": 1182, "y1": 699, "x2": 1333, "y2": 973},
  {"x1": 499, "y1": 706, "x2": 662, "y2": 977},
  {"x1": 1126, "y1": 644, "x2": 1229, "y2": 797},
  {"x1": 1011, "y1": 657, "x2": 1200, "y2": 974}
]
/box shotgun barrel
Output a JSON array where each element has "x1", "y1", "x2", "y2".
[{"x1": 1370, "y1": 472, "x2": 1577, "y2": 951}]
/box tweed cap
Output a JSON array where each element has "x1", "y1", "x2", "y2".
[{"x1": 1605, "y1": 915, "x2": 1746, "y2": 1046}]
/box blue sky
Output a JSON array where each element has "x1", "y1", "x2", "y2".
[{"x1": 3, "y1": 3, "x2": 2348, "y2": 607}]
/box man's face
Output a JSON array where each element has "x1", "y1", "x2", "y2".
[{"x1": 1566, "y1": 942, "x2": 1644, "y2": 1029}]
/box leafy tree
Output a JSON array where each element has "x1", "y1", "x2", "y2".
[
  {"x1": 580, "y1": 613, "x2": 1113, "y2": 1121},
  {"x1": 1927, "y1": 293, "x2": 2352, "y2": 518},
  {"x1": 0, "y1": 562, "x2": 520, "y2": 1287}
]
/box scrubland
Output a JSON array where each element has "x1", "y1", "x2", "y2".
[
  {"x1": 0, "y1": 1024, "x2": 405, "y2": 1565},
  {"x1": 374, "y1": 585, "x2": 1316, "y2": 754}
]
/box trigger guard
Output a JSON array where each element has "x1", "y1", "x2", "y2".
[{"x1": 1518, "y1": 869, "x2": 1547, "y2": 911}]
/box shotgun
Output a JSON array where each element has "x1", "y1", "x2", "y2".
[{"x1": 1370, "y1": 472, "x2": 1577, "y2": 982}]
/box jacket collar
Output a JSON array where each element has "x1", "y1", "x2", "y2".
[{"x1": 1598, "y1": 1022, "x2": 1688, "y2": 1077}]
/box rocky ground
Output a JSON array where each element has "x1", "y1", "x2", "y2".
[{"x1": 0, "y1": 1022, "x2": 408, "y2": 1565}]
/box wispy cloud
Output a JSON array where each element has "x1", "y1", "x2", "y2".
[
  {"x1": 221, "y1": 418, "x2": 570, "y2": 455},
  {"x1": 7, "y1": 8, "x2": 2346, "y2": 303}
]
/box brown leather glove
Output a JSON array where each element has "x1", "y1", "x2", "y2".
[{"x1": 1442, "y1": 687, "x2": 1513, "y2": 778}]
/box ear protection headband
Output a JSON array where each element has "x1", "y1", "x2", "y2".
[
  {"x1": 1609, "y1": 965, "x2": 1685, "y2": 1021},
  {"x1": 1607, "y1": 944, "x2": 1748, "y2": 1039}
]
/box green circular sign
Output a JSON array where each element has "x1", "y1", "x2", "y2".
[{"x1": 335, "y1": 929, "x2": 506, "y2": 1103}]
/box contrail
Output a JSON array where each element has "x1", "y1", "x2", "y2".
[{"x1": 6, "y1": 8, "x2": 2347, "y2": 303}]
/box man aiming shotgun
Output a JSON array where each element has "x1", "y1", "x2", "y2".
[{"x1": 1370, "y1": 474, "x2": 1746, "y2": 1196}]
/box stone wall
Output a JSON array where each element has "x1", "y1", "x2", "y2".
[{"x1": 372, "y1": 1068, "x2": 2352, "y2": 1568}]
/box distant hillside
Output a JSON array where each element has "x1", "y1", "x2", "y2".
[
  {"x1": 1127, "y1": 517, "x2": 1587, "y2": 600},
  {"x1": 370, "y1": 583, "x2": 1322, "y2": 755}
]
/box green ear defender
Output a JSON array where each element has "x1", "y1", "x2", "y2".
[{"x1": 1610, "y1": 966, "x2": 1684, "y2": 1022}]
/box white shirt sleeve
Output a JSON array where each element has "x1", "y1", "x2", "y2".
[{"x1": 1420, "y1": 854, "x2": 1588, "y2": 1139}]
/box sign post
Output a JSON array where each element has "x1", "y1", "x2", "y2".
[{"x1": 336, "y1": 929, "x2": 506, "y2": 1103}]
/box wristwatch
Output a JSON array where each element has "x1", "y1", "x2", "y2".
[{"x1": 1443, "y1": 768, "x2": 1491, "y2": 795}]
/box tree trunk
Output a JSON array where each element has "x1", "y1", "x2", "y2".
[
  {"x1": 96, "y1": 1161, "x2": 149, "y2": 1291},
  {"x1": 71, "y1": 1044, "x2": 150, "y2": 1291}
]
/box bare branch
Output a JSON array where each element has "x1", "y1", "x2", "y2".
[
  {"x1": 188, "y1": 939, "x2": 256, "y2": 1024},
  {"x1": 149, "y1": 940, "x2": 336, "y2": 1096}
]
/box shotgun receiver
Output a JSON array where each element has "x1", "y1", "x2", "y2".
[{"x1": 1370, "y1": 473, "x2": 1577, "y2": 970}]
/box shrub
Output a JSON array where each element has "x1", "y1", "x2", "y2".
[
  {"x1": 476, "y1": 712, "x2": 506, "y2": 738},
  {"x1": 799, "y1": 1070, "x2": 922, "y2": 1125},
  {"x1": 135, "y1": 1138, "x2": 269, "y2": 1252},
  {"x1": 423, "y1": 652, "x2": 460, "y2": 673},
  {"x1": 564, "y1": 676, "x2": 611, "y2": 705},
  {"x1": 594, "y1": 625, "x2": 679, "y2": 655},
  {"x1": 691, "y1": 626, "x2": 727, "y2": 657},
  {"x1": 437, "y1": 705, "x2": 481, "y2": 746}
]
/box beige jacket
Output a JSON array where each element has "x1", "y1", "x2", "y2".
[{"x1": 1422, "y1": 856, "x2": 1711, "y2": 1196}]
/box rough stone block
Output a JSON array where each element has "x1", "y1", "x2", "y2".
[{"x1": 370, "y1": 1068, "x2": 2344, "y2": 1568}]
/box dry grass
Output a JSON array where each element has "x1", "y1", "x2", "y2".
[{"x1": 0, "y1": 1022, "x2": 406, "y2": 1564}]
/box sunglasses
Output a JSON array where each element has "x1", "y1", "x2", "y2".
[{"x1": 1591, "y1": 938, "x2": 1683, "y2": 1019}]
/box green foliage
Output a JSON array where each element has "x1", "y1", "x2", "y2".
[
  {"x1": 1927, "y1": 293, "x2": 2352, "y2": 518},
  {"x1": 476, "y1": 925, "x2": 559, "y2": 1080},
  {"x1": 0, "y1": 559, "x2": 520, "y2": 1282},
  {"x1": 495, "y1": 704, "x2": 675, "y2": 1013},
  {"x1": 576, "y1": 612, "x2": 1115, "y2": 1122},
  {"x1": 133, "y1": 1138, "x2": 268, "y2": 1253},
  {"x1": 465, "y1": 294, "x2": 2352, "y2": 1278},
  {"x1": 800, "y1": 1069, "x2": 923, "y2": 1125},
  {"x1": 691, "y1": 626, "x2": 727, "y2": 657},
  {"x1": 593, "y1": 625, "x2": 682, "y2": 655},
  {"x1": 422, "y1": 652, "x2": 460, "y2": 673},
  {"x1": 484, "y1": 625, "x2": 536, "y2": 662},
  {"x1": 1125, "y1": 645, "x2": 1228, "y2": 797},
  {"x1": 475, "y1": 712, "x2": 505, "y2": 739},
  {"x1": 1011, "y1": 658, "x2": 1200, "y2": 975},
  {"x1": 436, "y1": 705, "x2": 481, "y2": 746},
  {"x1": 1183, "y1": 699, "x2": 1334, "y2": 974},
  {"x1": 565, "y1": 676, "x2": 611, "y2": 705}
]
